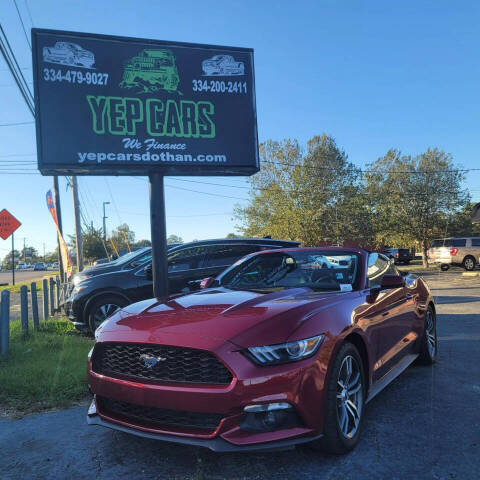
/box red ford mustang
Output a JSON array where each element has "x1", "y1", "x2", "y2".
[{"x1": 87, "y1": 247, "x2": 437, "y2": 453}]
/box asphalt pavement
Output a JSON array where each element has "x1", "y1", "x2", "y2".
[
  {"x1": 1, "y1": 270, "x2": 479, "y2": 480},
  {"x1": 0, "y1": 269, "x2": 55, "y2": 285}
]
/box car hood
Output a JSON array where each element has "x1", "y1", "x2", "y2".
[{"x1": 99, "y1": 287, "x2": 358, "y2": 349}]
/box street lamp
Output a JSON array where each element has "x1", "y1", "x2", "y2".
[{"x1": 103, "y1": 201, "x2": 110, "y2": 241}]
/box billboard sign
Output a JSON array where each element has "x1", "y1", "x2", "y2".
[{"x1": 32, "y1": 29, "x2": 259, "y2": 176}]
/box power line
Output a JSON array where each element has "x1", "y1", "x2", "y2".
[
  {"x1": 0, "y1": 120, "x2": 34, "y2": 126},
  {"x1": 24, "y1": 0, "x2": 34, "y2": 27},
  {"x1": 13, "y1": 0, "x2": 31, "y2": 50},
  {"x1": 0, "y1": 24, "x2": 34, "y2": 114}
]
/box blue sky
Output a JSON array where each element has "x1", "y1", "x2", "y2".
[{"x1": 1, "y1": 0, "x2": 480, "y2": 257}]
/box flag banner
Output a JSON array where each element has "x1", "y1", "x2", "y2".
[{"x1": 46, "y1": 190, "x2": 74, "y2": 278}]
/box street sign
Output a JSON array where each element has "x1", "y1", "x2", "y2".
[
  {"x1": 0, "y1": 209, "x2": 21, "y2": 240},
  {"x1": 32, "y1": 29, "x2": 259, "y2": 177}
]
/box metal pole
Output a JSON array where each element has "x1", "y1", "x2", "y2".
[
  {"x1": 31, "y1": 282, "x2": 39, "y2": 330},
  {"x1": 1, "y1": 290, "x2": 10, "y2": 358},
  {"x1": 71, "y1": 176, "x2": 84, "y2": 272},
  {"x1": 149, "y1": 174, "x2": 169, "y2": 302},
  {"x1": 20, "y1": 285, "x2": 28, "y2": 333},
  {"x1": 103, "y1": 201, "x2": 110, "y2": 242},
  {"x1": 11, "y1": 232, "x2": 15, "y2": 286},
  {"x1": 53, "y1": 176, "x2": 65, "y2": 282}
]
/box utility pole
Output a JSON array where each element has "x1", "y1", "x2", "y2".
[
  {"x1": 23, "y1": 237, "x2": 26, "y2": 262},
  {"x1": 71, "y1": 176, "x2": 84, "y2": 272},
  {"x1": 103, "y1": 201, "x2": 110, "y2": 242},
  {"x1": 52, "y1": 176, "x2": 65, "y2": 282},
  {"x1": 43, "y1": 243, "x2": 46, "y2": 263}
]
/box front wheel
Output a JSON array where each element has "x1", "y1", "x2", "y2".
[
  {"x1": 87, "y1": 295, "x2": 128, "y2": 334},
  {"x1": 313, "y1": 342, "x2": 365, "y2": 454},
  {"x1": 418, "y1": 305, "x2": 437, "y2": 364}
]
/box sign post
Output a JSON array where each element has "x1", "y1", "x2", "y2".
[
  {"x1": 32, "y1": 29, "x2": 259, "y2": 300},
  {"x1": 0, "y1": 209, "x2": 22, "y2": 286}
]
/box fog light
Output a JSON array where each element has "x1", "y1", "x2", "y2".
[{"x1": 240, "y1": 402, "x2": 301, "y2": 432}]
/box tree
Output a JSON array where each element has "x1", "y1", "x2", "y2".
[
  {"x1": 82, "y1": 225, "x2": 108, "y2": 262},
  {"x1": 167, "y1": 234, "x2": 183, "y2": 245},
  {"x1": 133, "y1": 239, "x2": 152, "y2": 248},
  {"x1": 444, "y1": 202, "x2": 480, "y2": 237},
  {"x1": 235, "y1": 135, "x2": 372, "y2": 246},
  {"x1": 225, "y1": 233, "x2": 238, "y2": 239},
  {"x1": 2, "y1": 249, "x2": 21, "y2": 269},
  {"x1": 110, "y1": 223, "x2": 135, "y2": 252},
  {"x1": 365, "y1": 148, "x2": 469, "y2": 266}
]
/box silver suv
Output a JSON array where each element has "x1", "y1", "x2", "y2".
[{"x1": 428, "y1": 237, "x2": 480, "y2": 271}]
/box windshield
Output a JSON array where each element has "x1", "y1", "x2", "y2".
[
  {"x1": 109, "y1": 248, "x2": 149, "y2": 267},
  {"x1": 221, "y1": 250, "x2": 360, "y2": 292}
]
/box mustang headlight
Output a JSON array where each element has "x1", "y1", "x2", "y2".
[{"x1": 245, "y1": 335, "x2": 324, "y2": 366}]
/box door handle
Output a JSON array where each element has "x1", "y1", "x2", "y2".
[{"x1": 381, "y1": 311, "x2": 389, "y2": 317}]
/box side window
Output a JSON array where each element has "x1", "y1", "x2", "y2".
[
  {"x1": 167, "y1": 247, "x2": 206, "y2": 272},
  {"x1": 453, "y1": 238, "x2": 466, "y2": 247},
  {"x1": 128, "y1": 251, "x2": 152, "y2": 268},
  {"x1": 367, "y1": 253, "x2": 390, "y2": 287},
  {"x1": 471, "y1": 238, "x2": 480, "y2": 247},
  {"x1": 201, "y1": 244, "x2": 260, "y2": 268}
]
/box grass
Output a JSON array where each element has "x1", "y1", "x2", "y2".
[
  {"x1": 0, "y1": 273, "x2": 59, "y2": 294},
  {"x1": 0, "y1": 318, "x2": 94, "y2": 417}
]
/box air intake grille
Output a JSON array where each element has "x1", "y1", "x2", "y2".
[
  {"x1": 92, "y1": 343, "x2": 233, "y2": 385},
  {"x1": 97, "y1": 396, "x2": 223, "y2": 431}
]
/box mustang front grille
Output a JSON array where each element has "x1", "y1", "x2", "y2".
[
  {"x1": 97, "y1": 396, "x2": 223, "y2": 431},
  {"x1": 92, "y1": 342, "x2": 233, "y2": 385}
]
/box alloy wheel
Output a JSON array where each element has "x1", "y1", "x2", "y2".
[
  {"x1": 425, "y1": 309, "x2": 437, "y2": 357},
  {"x1": 336, "y1": 355, "x2": 363, "y2": 439},
  {"x1": 93, "y1": 303, "x2": 121, "y2": 329},
  {"x1": 464, "y1": 258, "x2": 475, "y2": 271}
]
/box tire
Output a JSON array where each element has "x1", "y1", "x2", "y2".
[
  {"x1": 440, "y1": 264, "x2": 450, "y2": 271},
  {"x1": 463, "y1": 256, "x2": 476, "y2": 271},
  {"x1": 418, "y1": 305, "x2": 437, "y2": 365},
  {"x1": 87, "y1": 295, "x2": 128, "y2": 334},
  {"x1": 312, "y1": 342, "x2": 366, "y2": 454}
]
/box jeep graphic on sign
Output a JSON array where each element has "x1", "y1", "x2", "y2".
[
  {"x1": 119, "y1": 49, "x2": 180, "y2": 93},
  {"x1": 202, "y1": 55, "x2": 244, "y2": 76},
  {"x1": 43, "y1": 41, "x2": 95, "y2": 68}
]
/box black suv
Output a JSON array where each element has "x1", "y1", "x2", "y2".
[
  {"x1": 382, "y1": 247, "x2": 412, "y2": 265},
  {"x1": 65, "y1": 238, "x2": 299, "y2": 333}
]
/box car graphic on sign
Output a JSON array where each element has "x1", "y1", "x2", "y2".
[
  {"x1": 119, "y1": 49, "x2": 180, "y2": 93},
  {"x1": 202, "y1": 55, "x2": 245, "y2": 76},
  {"x1": 43, "y1": 42, "x2": 95, "y2": 68}
]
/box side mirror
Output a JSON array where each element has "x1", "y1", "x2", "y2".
[
  {"x1": 144, "y1": 264, "x2": 152, "y2": 281},
  {"x1": 200, "y1": 277, "x2": 216, "y2": 289},
  {"x1": 380, "y1": 274, "x2": 405, "y2": 289}
]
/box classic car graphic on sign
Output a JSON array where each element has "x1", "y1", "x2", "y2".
[
  {"x1": 119, "y1": 49, "x2": 180, "y2": 94},
  {"x1": 202, "y1": 55, "x2": 245, "y2": 76},
  {"x1": 43, "y1": 41, "x2": 95, "y2": 68}
]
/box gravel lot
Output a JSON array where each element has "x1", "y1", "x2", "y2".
[{"x1": 1, "y1": 270, "x2": 479, "y2": 480}]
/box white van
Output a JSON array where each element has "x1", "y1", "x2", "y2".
[{"x1": 428, "y1": 237, "x2": 480, "y2": 271}]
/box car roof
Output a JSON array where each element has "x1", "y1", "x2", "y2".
[
  {"x1": 167, "y1": 238, "x2": 300, "y2": 252},
  {"x1": 248, "y1": 246, "x2": 368, "y2": 257}
]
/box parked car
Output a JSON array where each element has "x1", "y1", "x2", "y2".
[
  {"x1": 34, "y1": 262, "x2": 47, "y2": 271},
  {"x1": 66, "y1": 238, "x2": 299, "y2": 333},
  {"x1": 16, "y1": 263, "x2": 26, "y2": 270},
  {"x1": 382, "y1": 247, "x2": 412, "y2": 265},
  {"x1": 202, "y1": 55, "x2": 245, "y2": 76},
  {"x1": 52, "y1": 262, "x2": 59, "y2": 269},
  {"x1": 428, "y1": 237, "x2": 480, "y2": 271},
  {"x1": 43, "y1": 41, "x2": 95, "y2": 68},
  {"x1": 87, "y1": 247, "x2": 437, "y2": 453}
]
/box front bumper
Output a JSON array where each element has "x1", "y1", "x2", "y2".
[
  {"x1": 87, "y1": 398, "x2": 322, "y2": 452},
  {"x1": 87, "y1": 336, "x2": 331, "y2": 450}
]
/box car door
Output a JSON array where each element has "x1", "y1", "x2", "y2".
[{"x1": 366, "y1": 253, "x2": 415, "y2": 381}]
